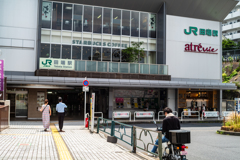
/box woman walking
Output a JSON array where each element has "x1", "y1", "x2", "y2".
[{"x1": 40, "y1": 99, "x2": 51, "y2": 131}]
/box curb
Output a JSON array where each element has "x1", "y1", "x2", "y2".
[{"x1": 217, "y1": 130, "x2": 240, "y2": 136}]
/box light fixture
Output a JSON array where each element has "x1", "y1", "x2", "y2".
[
  {"x1": 114, "y1": 16, "x2": 118, "y2": 19},
  {"x1": 47, "y1": 92, "x2": 52, "y2": 94},
  {"x1": 131, "y1": 18, "x2": 134, "y2": 21},
  {"x1": 97, "y1": 15, "x2": 101, "y2": 19},
  {"x1": 66, "y1": 6, "x2": 72, "y2": 10}
]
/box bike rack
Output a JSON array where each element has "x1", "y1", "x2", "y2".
[
  {"x1": 112, "y1": 111, "x2": 131, "y2": 121},
  {"x1": 202, "y1": 111, "x2": 220, "y2": 120},
  {"x1": 134, "y1": 111, "x2": 155, "y2": 121},
  {"x1": 181, "y1": 111, "x2": 200, "y2": 121}
]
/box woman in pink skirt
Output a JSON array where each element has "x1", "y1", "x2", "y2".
[{"x1": 40, "y1": 99, "x2": 51, "y2": 131}]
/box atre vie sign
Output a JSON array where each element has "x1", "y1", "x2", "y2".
[{"x1": 39, "y1": 58, "x2": 75, "y2": 70}]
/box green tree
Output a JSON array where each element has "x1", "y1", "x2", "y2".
[
  {"x1": 122, "y1": 42, "x2": 146, "y2": 62},
  {"x1": 222, "y1": 39, "x2": 237, "y2": 50}
]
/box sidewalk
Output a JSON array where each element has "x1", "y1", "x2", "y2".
[{"x1": 0, "y1": 121, "x2": 155, "y2": 160}]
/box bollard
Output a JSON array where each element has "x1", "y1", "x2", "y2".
[
  {"x1": 158, "y1": 131, "x2": 162, "y2": 160},
  {"x1": 132, "y1": 126, "x2": 136, "y2": 153}
]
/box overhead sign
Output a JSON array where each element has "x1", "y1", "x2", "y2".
[
  {"x1": 39, "y1": 58, "x2": 75, "y2": 70},
  {"x1": 83, "y1": 80, "x2": 89, "y2": 86},
  {"x1": 184, "y1": 26, "x2": 218, "y2": 37}
]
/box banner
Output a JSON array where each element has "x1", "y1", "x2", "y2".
[
  {"x1": 204, "y1": 111, "x2": 219, "y2": 117},
  {"x1": 113, "y1": 112, "x2": 130, "y2": 118},
  {"x1": 42, "y1": 2, "x2": 51, "y2": 21},
  {"x1": 135, "y1": 111, "x2": 154, "y2": 118}
]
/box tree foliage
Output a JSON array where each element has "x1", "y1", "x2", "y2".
[
  {"x1": 222, "y1": 39, "x2": 237, "y2": 50},
  {"x1": 122, "y1": 42, "x2": 146, "y2": 62}
]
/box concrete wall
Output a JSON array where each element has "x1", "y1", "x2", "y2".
[
  {"x1": 166, "y1": 15, "x2": 221, "y2": 81},
  {"x1": 0, "y1": 0, "x2": 38, "y2": 72},
  {"x1": 167, "y1": 89, "x2": 176, "y2": 111},
  {"x1": 28, "y1": 89, "x2": 47, "y2": 119}
]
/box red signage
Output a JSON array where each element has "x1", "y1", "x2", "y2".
[{"x1": 185, "y1": 43, "x2": 218, "y2": 54}]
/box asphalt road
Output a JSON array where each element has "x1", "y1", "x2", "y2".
[{"x1": 113, "y1": 123, "x2": 240, "y2": 160}]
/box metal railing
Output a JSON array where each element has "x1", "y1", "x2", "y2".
[
  {"x1": 202, "y1": 111, "x2": 220, "y2": 120},
  {"x1": 112, "y1": 111, "x2": 131, "y2": 121},
  {"x1": 94, "y1": 112, "x2": 103, "y2": 123},
  {"x1": 75, "y1": 60, "x2": 168, "y2": 75},
  {"x1": 181, "y1": 111, "x2": 200, "y2": 121},
  {"x1": 134, "y1": 111, "x2": 155, "y2": 121},
  {"x1": 222, "y1": 111, "x2": 235, "y2": 119},
  {"x1": 158, "y1": 111, "x2": 178, "y2": 121},
  {"x1": 97, "y1": 117, "x2": 162, "y2": 160}
]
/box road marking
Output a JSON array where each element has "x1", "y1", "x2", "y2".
[{"x1": 50, "y1": 123, "x2": 73, "y2": 160}]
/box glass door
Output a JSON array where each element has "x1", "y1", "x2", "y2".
[{"x1": 15, "y1": 92, "x2": 28, "y2": 117}]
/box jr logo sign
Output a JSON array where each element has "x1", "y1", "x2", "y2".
[
  {"x1": 184, "y1": 26, "x2": 218, "y2": 37},
  {"x1": 184, "y1": 26, "x2": 198, "y2": 35},
  {"x1": 42, "y1": 59, "x2": 52, "y2": 67}
]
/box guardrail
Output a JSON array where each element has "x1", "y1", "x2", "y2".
[
  {"x1": 94, "y1": 112, "x2": 103, "y2": 123},
  {"x1": 222, "y1": 111, "x2": 235, "y2": 119},
  {"x1": 181, "y1": 111, "x2": 200, "y2": 121},
  {"x1": 134, "y1": 111, "x2": 155, "y2": 121},
  {"x1": 202, "y1": 111, "x2": 220, "y2": 120},
  {"x1": 97, "y1": 117, "x2": 162, "y2": 160},
  {"x1": 158, "y1": 111, "x2": 178, "y2": 120},
  {"x1": 75, "y1": 60, "x2": 168, "y2": 75},
  {"x1": 112, "y1": 111, "x2": 131, "y2": 121}
]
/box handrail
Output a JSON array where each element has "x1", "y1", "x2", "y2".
[
  {"x1": 96, "y1": 117, "x2": 162, "y2": 160},
  {"x1": 158, "y1": 111, "x2": 178, "y2": 120},
  {"x1": 181, "y1": 111, "x2": 200, "y2": 121},
  {"x1": 134, "y1": 111, "x2": 155, "y2": 121}
]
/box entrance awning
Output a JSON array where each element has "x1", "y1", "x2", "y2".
[{"x1": 6, "y1": 75, "x2": 237, "y2": 90}]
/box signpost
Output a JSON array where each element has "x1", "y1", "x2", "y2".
[
  {"x1": 91, "y1": 93, "x2": 95, "y2": 132},
  {"x1": 83, "y1": 78, "x2": 89, "y2": 127},
  {"x1": 0, "y1": 60, "x2": 4, "y2": 100}
]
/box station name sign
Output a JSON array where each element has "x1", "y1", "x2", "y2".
[
  {"x1": 73, "y1": 40, "x2": 128, "y2": 48},
  {"x1": 40, "y1": 58, "x2": 75, "y2": 70},
  {"x1": 184, "y1": 26, "x2": 218, "y2": 37}
]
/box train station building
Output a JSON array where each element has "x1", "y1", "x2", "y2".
[{"x1": 0, "y1": 0, "x2": 237, "y2": 120}]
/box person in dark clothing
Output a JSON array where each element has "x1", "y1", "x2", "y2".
[{"x1": 148, "y1": 107, "x2": 181, "y2": 156}]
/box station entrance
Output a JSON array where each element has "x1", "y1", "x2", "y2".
[{"x1": 47, "y1": 87, "x2": 109, "y2": 120}]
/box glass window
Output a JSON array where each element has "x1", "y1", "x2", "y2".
[
  {"x1": 122, "y1": 11, "x2": 130, "y2": 36},
  {"x1": 73, "y1": 5, "x2": 83, "y2": 32},
  {"x1": 42, "y1": 2, "x2": 52, "y2": 29},
  {"x1": 149, "y1": 14, "x2": 156, "y2": 38},
  {"x1": 94, "y1": 7, "x2": 102, "y2": 33},
  {"x1": 72, "y1": 46, "x2": 81, "y2": 59},
  {"x1": 102, "y1": 48, "x2": 111, "y2": 61},
  {"x1": 113, "y1": 10, "x2": 121, "y2": 35},
  {"x1": 82, "y1": 46, "x2": 91, "y2": 60},
  {"x1": 83, "y1": 6, "x2": 92, "y2": 32},
  {"x1": 62, "y1": 45, "x2": 71, "y2": 59},
  {"x1": 140, "y1": 13, "x2": 148, "y2": 37},
  {"x1": 51, "y1": 44, "x2": 61, "y2": 58},
  {"x1": 103, "y1": 8, "x2": 112, "y2": 34},
  {"x1": 121, "y1": 49, "x2": 128, "y2": 62},
  {"x1": 63, "y1": 4, "x2": 72, "y2": 30},
  {"x1": 139, "y1": 51, "x2": 147, "y2": 63},
  {"x1": 131, "y1": 12, "x2": 139, "y2": 37},
  {"x1": 149, "y1": 51, "x2": 156, "y2": 64},
  {"x1": 92, "y1": 47, "x2": 101, "y2": 61},
  {"x1": 41, "y1": 44, "x2": 50, "y2": 57},
  {"x1": 112, "y1": 48, "x2": 120, "y2": 62},
  {"x1": 52, "y1": 3, "x2": 62, "y2": 30}
]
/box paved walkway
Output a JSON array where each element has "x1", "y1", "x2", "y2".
[{"x1": 0, "y1": 121, "x2": 154, "y2": 160}]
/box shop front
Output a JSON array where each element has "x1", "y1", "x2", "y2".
[
  {"x1": 111, "y1": 88, "x2": 167, "y2": 117},
  {"x1": 178, "y1": 89, "x2": 219, "y2": 117}
]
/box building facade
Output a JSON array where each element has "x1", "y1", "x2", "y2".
[
  {"x1": 0, "y1": 0, "x2": 237, "y2": 120},
  {"x1": 223, "y1": 1, "x2": 240, "y2": 42}
]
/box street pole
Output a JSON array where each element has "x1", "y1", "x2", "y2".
[{"x1": 84, "y1": 77, "x2": 87, "y2": 127}]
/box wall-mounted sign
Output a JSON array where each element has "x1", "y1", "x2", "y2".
[
  {"x1": 42, "y1": 2, "x2": 51, "y2": 21},
  {"x1": 185, "y1": 42, "x2": 218, "y2": 54},
  {"x1": 184, "y1": 26, "x2": 218, "y2": 37},
  {"x1": 72, "y1": 40, "x2": 128, "y2": 48},
  {"x1": 39, "y1": 58, "x2": 75, "y2": 70}
]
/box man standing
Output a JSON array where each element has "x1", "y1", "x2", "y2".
[{"x1": 56, "y1": 97, "x2": 67, "y2": 132}]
